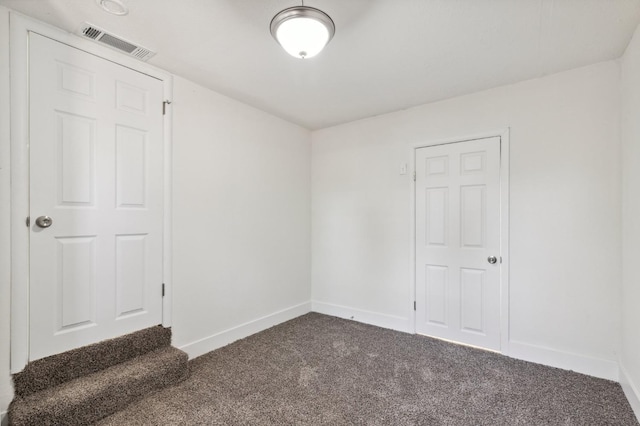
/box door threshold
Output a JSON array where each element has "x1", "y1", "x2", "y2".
[{"x1": 415, "y1": 332, "x2": 501, "y2": 354}]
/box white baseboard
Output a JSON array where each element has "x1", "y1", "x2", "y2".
[
  {"x1": 311, "y1": 303, "x2": 619, "y2": 383},
  {"x1": 179, "y1": 302, "x2": 311, "y2": 359},
  {"x1": 620, "y1": 364, "x2": 640, "y2": 421},
  {"x1": 508, "y1": 340, "x2": 619, "y2": 381},
  {"x1": 311, "y1": 301, "x2": 411, "y2": 333}
]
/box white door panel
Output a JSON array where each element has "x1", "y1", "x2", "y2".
[
  {"x1": 29, "y1": 33, "x2": 164, "y2": 360},
  {"x1": 415, "y1": 137, "x2": 501, "y2": 351}
]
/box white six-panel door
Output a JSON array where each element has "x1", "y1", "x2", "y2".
[
  {"x1": 415, "y1": 137, "x2": 501, "y2": 351},
  {"x1": 29, "y1": 33, "x2": 164, "y2": 361}
]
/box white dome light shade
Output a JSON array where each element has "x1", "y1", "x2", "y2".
[
  {"x1": 276, "y1": 18, "x2": 329, "y2": 59},
  {"x1": 271, "y1": 6, "x2": 335, "y2": 59}
]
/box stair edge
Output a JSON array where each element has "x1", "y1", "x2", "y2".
[
  {"x1": 13, "y1": 325, "x2": 173, "y2": 398},
  {"x1": 9, "y1": 346, "x2": 189, "y2": 426}
]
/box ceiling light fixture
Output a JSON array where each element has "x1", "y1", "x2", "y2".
[
  {"x1": 96, "y1": 0, "x2": 129, "y2": 16},
  {"x1": 270, "y1": 3, "x2": 335, "y2": 59}
]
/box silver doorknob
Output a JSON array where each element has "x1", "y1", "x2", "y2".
[
  {"x1": 35, "y1": 216, "x2": 53, "y2": 228},
  {"x1": 487, "y1": 256, "x2": 498, "y2": 264}
]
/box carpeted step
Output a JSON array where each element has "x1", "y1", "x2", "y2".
[
  {"x1": 13, "y1": 325, "x2": 171, "y2": 398},
  {"x1": 8, "y1": 345, "x2": 189, "y2": 426}
]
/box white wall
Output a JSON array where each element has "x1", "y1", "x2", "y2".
[
  {"x1": 620, "y1": 22, "x2": 640, "y2": 417},
  {"x1": 0, "y1": 6, "x2": 12, "y2": 423},
  {"x1": 170, "y1": 77, "x2": 312, "y2": 357},
  {"x1": 312, "y1": 61, "x2": 621, "y2": 378}
]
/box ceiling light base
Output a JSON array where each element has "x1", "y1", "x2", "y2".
[{"x1": 96, "y1": 0, "x2": 129, "y2": 16}]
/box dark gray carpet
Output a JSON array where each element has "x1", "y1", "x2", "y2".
[
  {"x1": 9, "y1": 346, "x2": 189, "y2": 426},
  {"x1": 9, "y1": 325, "x2": 188, "y2": 426},
  {"x1": 98, "y1": 313, "x2": 638, "y2": 425},
  {"x1": 13, "y1": 325, "x2": 171, "y2": 397}
]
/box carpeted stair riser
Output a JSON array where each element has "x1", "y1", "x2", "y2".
[
  {"x1": 13, "y1": 325, "x2": 171, "y2": 398},
  {"x1": 8, "y1": 346, "x2": 189, "y2": 426}
]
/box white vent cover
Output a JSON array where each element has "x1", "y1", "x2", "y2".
[{"x1": 78, "y1": 23, "x2": 156, "y2": 61}]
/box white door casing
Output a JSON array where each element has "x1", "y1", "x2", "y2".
[
  {"x1": 415, "y1": 136, "x2": 502, "y2": 351},
  {"x1": 28, "y1": 33, "x2": 164, "y2": 360}
]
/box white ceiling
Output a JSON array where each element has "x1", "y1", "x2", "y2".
[{"x1": 2, "y1": 0, "x2": 640, "y2": 129}]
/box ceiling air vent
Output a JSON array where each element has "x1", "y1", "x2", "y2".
[{"x1": 78, "y1": 23, "x2": 156, "y2": 61}]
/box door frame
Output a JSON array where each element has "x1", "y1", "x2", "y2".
[
  {"x1": 9, "y1": 12, "x2": 174, "y2": 373},
  {"x1": 410, "y1": 129, "x2": 510, "y2": 354}
]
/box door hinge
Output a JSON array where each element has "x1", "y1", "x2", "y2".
[
  {"x1": 413, "y1": 301, "x2": 416, "y2": 311},
  {"x1": 162, "y1": 283, "x2": 165, "y2": 297},
  {"x1": 162, "y1": 100, "x2": 172, "y2": 115},
  {"x1": 26, "y1": 216, "x2": 30, "y2": 227},
  {"x1": 413, "y1": 171, "x2": 416, "y2": 182}
]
